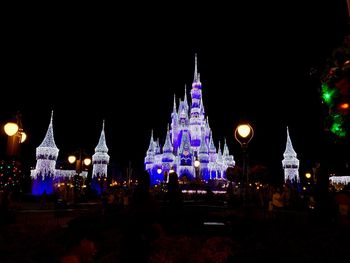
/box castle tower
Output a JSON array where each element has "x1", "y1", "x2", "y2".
[
  {"x1": 223, "y1": 138, "x2": 235, "y2": 168},
  {"x1": 282, "y1": 127, "x2": 300, "y2": 183},
  {"x1": 145, "y1": 130, "x2": 155, "y2": 172},
  {"x1": 31, "y1": 111, "x2": 59, "y2": 195},
  {"x1": 144, "y1": 54, "x2": 235, "y2": 184},
  {"x1": 190, "y1": 54, "x2": 203, "y2": 150},
  {"x1": 198, "y1": 131, "x2": 209, "y2": 180},
  {"x1": 92, "y1": 120, "x2": 110, "y2": 194},
  {"x1": 160, "y1": 125, "x2": 176, "y2": 185},
  {"x1": 171, "y1": 94, "x2": 179, "y2": 151},
  {"x1": 178, "y1": 130, "x2": 194, "y2": 179}
]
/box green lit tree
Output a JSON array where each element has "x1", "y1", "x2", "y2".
[{"x1": 320, "y1": 35, "x2": 350, "y2": 139}]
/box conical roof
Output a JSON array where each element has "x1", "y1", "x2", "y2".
[
  {"x1": 95, "y1": 120, "x2": 108, "y2": 153},
  {"x1": 283, "y1": 127, "x2": 297, "y2": 158},
  {"x1": 38, "y1": 111, "x2": 58, "y2": 149}
]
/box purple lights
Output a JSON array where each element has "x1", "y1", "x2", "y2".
[{"x1": 145, "y1": 54, "x2": 235, "y2": 186}]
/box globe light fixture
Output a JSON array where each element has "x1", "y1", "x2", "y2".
[
  {"x1": 194, "y1": 159, "x2": 200, "y2": 168},
  {"x1": 234, "y1": 122, "x2": 254, "y2": 205},
  {"x1": 235, "y1": 123, "x2": 254, "y2": 146},
  {"x1": 68, "y1": 155, "x2": 77, "y2": 164},
  {"x1": 4, "y1": 122, "x2": 19, "y2": 136},
  {"x1": 4, "y1": 112, "x2": 27, "y2": 158},
  {"x1": 194, "y1": 158, "x2": 200, "y2": 179},
  {"x1": 19, "y1": 131, "x2": 27, "y2": 143},
  {"x1": 68, "y1": 150, "x2": 91, "y2": 203},
  {"x1": 83, "y1": 158, "x2": 92, "y2": 166}
]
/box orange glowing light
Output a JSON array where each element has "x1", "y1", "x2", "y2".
[{"x1": 339, "y1": 103, "x2": 349, "y2": 110}]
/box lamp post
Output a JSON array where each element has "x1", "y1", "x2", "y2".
[
  {"x1": 68, "y1": 150, "x2": 91, "y2": 203},
  {"x1": 4, "y1": 112, "x2": 27, "y2": 158},
  {"x1": 2, "y1": 112, "x2": 27, "y2": 193},
  {"x1": 194, "y1": 158, "x2": 200, "y2": 179},
  {"x1": 305, "y1": 172, "x2": 312, "y2": 191},
  {"x1": 234, "y1": 123, "x2": 254, "y2": 205}
]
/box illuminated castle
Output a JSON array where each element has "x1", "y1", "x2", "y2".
[
  {"x1": 145, "y1": 55, "x2": 235, "y2": 185},
  {"x1": 282, "y1": 127, "x2": 300, "y2": 183},
  {"x1": 30, "y1": 112, "x2": 108, "y2": 195}
]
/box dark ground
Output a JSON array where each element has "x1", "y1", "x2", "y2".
[{"x1": 1, "y1": 197, "x2": 350, "y2": 263}]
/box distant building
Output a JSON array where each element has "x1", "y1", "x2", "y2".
[
  {"x1": 145, "y1": 55, "x2": 235, "y2": 185},
  {"x1": 30, "y1": 112, "x2": 105, "y2": 196},
  {"x1": 282, "y1": 127, "x2": 300, "y2": 183}
]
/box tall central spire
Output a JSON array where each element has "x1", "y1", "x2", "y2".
[
  {"x1": 191, "y1": 53, "x2": 202, "y2": 90},
  {"x1": 193, "y1": 53, "x2": 198, "y2": 82}
]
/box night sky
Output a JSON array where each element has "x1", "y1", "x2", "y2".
[{"x1": 1, "y1": 1, "x2": 349, "y2": 176}]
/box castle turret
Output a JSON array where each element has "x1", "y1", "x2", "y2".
[
  {"x1": 92, "y1": 120, "x2": 110, "y2": 195},
  {"x1": 31, "y1": 111, "x2": 59, "y2": 195},
  {"x1": 207, "y1": 131, "x2": 218, "y2": 179},
  {"x1": 216, "y1": 141, "x2": 224, "y2": 179},
  {"x1": 145, "y1": 130, "x2": 155, "y2": 172},
  {"x1": 154, "y1": 138, "x2": 162, "y2": 168},
  {"x1": 183, "y1": 84, "x2": 189, "y2": 112},
  {"x1": 223, "y1": 138, "x2": 235, "y2": 168},
  {"x1": 190, "y1": 54, "x2": 203, "y2": 149},
  {"x1": 160, "y1": 125, "x2": 176, "y2": 183},
  {"x1": 282, "y1": 127, "x2": 300, "y2": 183},
  {"x1": 92, "y1": 120, "x2": 110, "y2": 178},
  {"x1": 198, "y1": 131, "x2": 209, "y2": 180},
  {"x1": 178, "y1": 130, "x2": 195, "y2": 179},
  {"x1": 171, "y1": 94, "x2": 179, "y2": 151}
]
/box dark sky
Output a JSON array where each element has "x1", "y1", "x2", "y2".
[{"x1": 1, "y1": 1, "x2": 349, "y2": 176}]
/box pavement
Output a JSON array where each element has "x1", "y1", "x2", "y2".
[{"x1": 1, "y1": 199, "x2": 350, "y2": 262}]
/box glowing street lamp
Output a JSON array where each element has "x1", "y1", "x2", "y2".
[
  {"x1": 4, "y1": 112, "x2": 27, "y2": 158},
  {"x1": 68, "y1": 150, "x2": 91, "y2": 203},
  {"x1": 68, "y1": 153, "x2": 92, "y2": 174},
  {"x1": 234, "y1": 123, "x2": 254, "y2": 204},
  {"x1": 194, "y1": 158, "x2": 200, "y2": 179},
  {"x1": 4, "y1": 122, "x2": 19, "y2": 136},
  {"x1": 235, "y1": 124, "x2": 254, "y2": 145},
  {"x1": 305, "y1": 172, "x2": 312, "y2": 179}
]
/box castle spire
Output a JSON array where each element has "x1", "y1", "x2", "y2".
[
  {"x1": 218, "y1": 141, "x2": 222, "y2": 155},
  {"x1": 92, "y1": 120, "x2": 110, "y2": 181},
  {"x1": 95, "y1": 120, "x2": 109, "y2": 153},
  {"x1": 31, "y1": 111, "x2": 59, "y2": 194},
  {"x1": 282, "y1": 126, "x2": 300, "y2": 183},
  {"x1": 200, "y1": 97, "x2": 205, "y2": 116},
  {"x1": 147, "y1": 129, "x2": 155, "y2": 152},
  {"x1": 283, "y1": 126, "x2": 297, "y2": 158},
  {"x1": 184, "y1": 84, "x2": 189, "y2": 110},
  {"x1": 173, "y1": 94, "x2": 177, "y2": 113},
  {"x1": 163, "y1": 124, "x2": 173, "y2": 153},
  {"x1": 209, "y1": 131, "x2": 216, "y2": 153},
  {"x1": 223, "y1": 138, "x2": 229, "y2": 156},
  {"x1": 38, "y1": 110, "x2": 58, "y2": 149},
  {"x1": 199, "y1": 130, "x2": 209, "y2": 154},
  {"x1": 193, "y1": 53, "x2": 198, "y2": 82}
]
